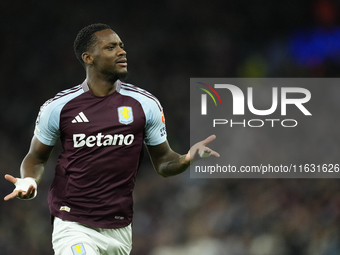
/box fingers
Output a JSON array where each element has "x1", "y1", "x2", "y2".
[
  {"x1": 201, "y1": 134, "x2": 216, "y2": 146},
  {"x1": 187, "y1": 135, "x2": 220, "y2": 164},
  {"x1": 4, "y1": 184, "x2": 36, "y2": 201},
  {"x1": 4, "y1": 190, "x2": 19, "y2": 201},
  {"x1": 199, "y1": 135, "x2": 219, "y2": 158},
  {"x1": 25, "y1": 184, "x2": 36, "y2": 198},
  {"x1": 4, "y1": 174, "x2": 17, "y2": 184},
  {"x1": 199, "y1": 147, "x2": 220, "y2": 158},
  {"x1": 210, "y1": 150, "x2": 220, "y2": 157},
  {"x1": 199, "y1": 150, "x2": 211, "y2": 158},
  {"x1": 4, "y1": 174, "x2": 19, "y2": 201}
]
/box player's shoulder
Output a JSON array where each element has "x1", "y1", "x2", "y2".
[
  {"x1": 41, "y1": 84, "x2": 84, "y2": 110},
  {"x1": 118, "y1": 81, "x2": 162, "y2": 110},
  {"x1": 37, "y1": 83, "x2": 86, "y2": 123}
]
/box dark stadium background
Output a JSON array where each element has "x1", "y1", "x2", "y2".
[{"x1": 1, "y1": 0, "x2": 340, "y2": 254}]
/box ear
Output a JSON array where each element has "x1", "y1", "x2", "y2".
[{"x1": 82, "y1": 52, "x2": 93, "y2": 66}]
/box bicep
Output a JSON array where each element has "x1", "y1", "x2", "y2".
[{"x1": 27, "y1": 135, "x2": 54, "y2": 163}]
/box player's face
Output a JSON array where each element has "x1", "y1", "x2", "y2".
[{"x1": 90, "y1": 29, "x2": 128, "y2": 81}]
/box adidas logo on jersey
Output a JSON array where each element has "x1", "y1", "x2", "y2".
[
  {"x1": 72, "y1": 112, "x2": 89, "y2": 123},
  {"x1": 73, "y1": 133, "x2": 135, "y2": 148}
]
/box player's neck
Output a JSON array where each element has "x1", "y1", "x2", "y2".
[{"x1": 86, "y1": 74, "x2": 117, "y2": 97}]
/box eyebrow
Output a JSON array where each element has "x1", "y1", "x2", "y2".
[{"x1": 105, "y1": 42, "x2": 124, "y2": 47}]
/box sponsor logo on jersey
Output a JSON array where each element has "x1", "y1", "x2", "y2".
[
  {"x1": 73, "y1": 133, "x2": 134, "y2": 148},
  {"x1": 118, "y1": 106, "x2": 133, "y2": 124},
  {"x1": 71, "y1": 243, "x2": 86, "y2": 255}
]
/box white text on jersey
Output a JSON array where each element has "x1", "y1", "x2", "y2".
[{"x1": 73, "y1": 133, "x2": 134, "y2": 148}]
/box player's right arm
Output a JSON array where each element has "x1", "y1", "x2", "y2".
[{"x1": 4, "y1": 135, "x2": 54, "y2": 201}]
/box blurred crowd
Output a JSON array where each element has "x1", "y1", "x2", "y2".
[{"x1": 1, "y1": 0, "x2": 340, "y2": 254}]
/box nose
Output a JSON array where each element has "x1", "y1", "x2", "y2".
[{"x1": 118, "y1": 46, "x2": 126, "y2": 56}]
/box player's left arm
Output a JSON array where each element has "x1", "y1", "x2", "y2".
[{"x1": 146, "y1": 135, "x2": 220, "y2": 177}]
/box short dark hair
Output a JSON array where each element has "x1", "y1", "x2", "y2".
[{"x1": 73, "y1": 23, "x2": 111, "y2": 67}]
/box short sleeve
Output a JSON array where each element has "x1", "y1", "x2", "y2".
[
  {"x1": 144, "y1": 103, "x2": 167, "y2": 146},
  {"x1": 34, "y1": 99, "x2": 61, "y2": 146}
]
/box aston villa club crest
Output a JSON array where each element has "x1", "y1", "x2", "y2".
[
  {"x1": 71, "y1": 243, "x2": 86, "y2": 255},
  {"x1": 118, "y1": 106, "x2": 134, "y2": 124}
]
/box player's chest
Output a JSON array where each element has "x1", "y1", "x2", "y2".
[{"x1": 59, "y1": 95, "x2": 145, "y2": 135}]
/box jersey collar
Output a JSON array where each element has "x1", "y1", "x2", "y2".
[{"x1": 81, "y1": 79, "x2": 121, "y2": 93}]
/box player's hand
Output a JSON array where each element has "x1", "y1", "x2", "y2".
[
  {"x1": 4, "y1": 174, "x2": 37, "y2": 201},
  {"x1": 185, "y1": 135, "x2": 220, "y2": 164}
]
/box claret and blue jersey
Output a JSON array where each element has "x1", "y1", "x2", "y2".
[{"x1": 34, "y1": 80, "x2": 167, "y2": 229}]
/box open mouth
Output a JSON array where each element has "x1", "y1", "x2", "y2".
[{"x1": 116, "y1": 58, "x2": 127, "y2": 66}]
